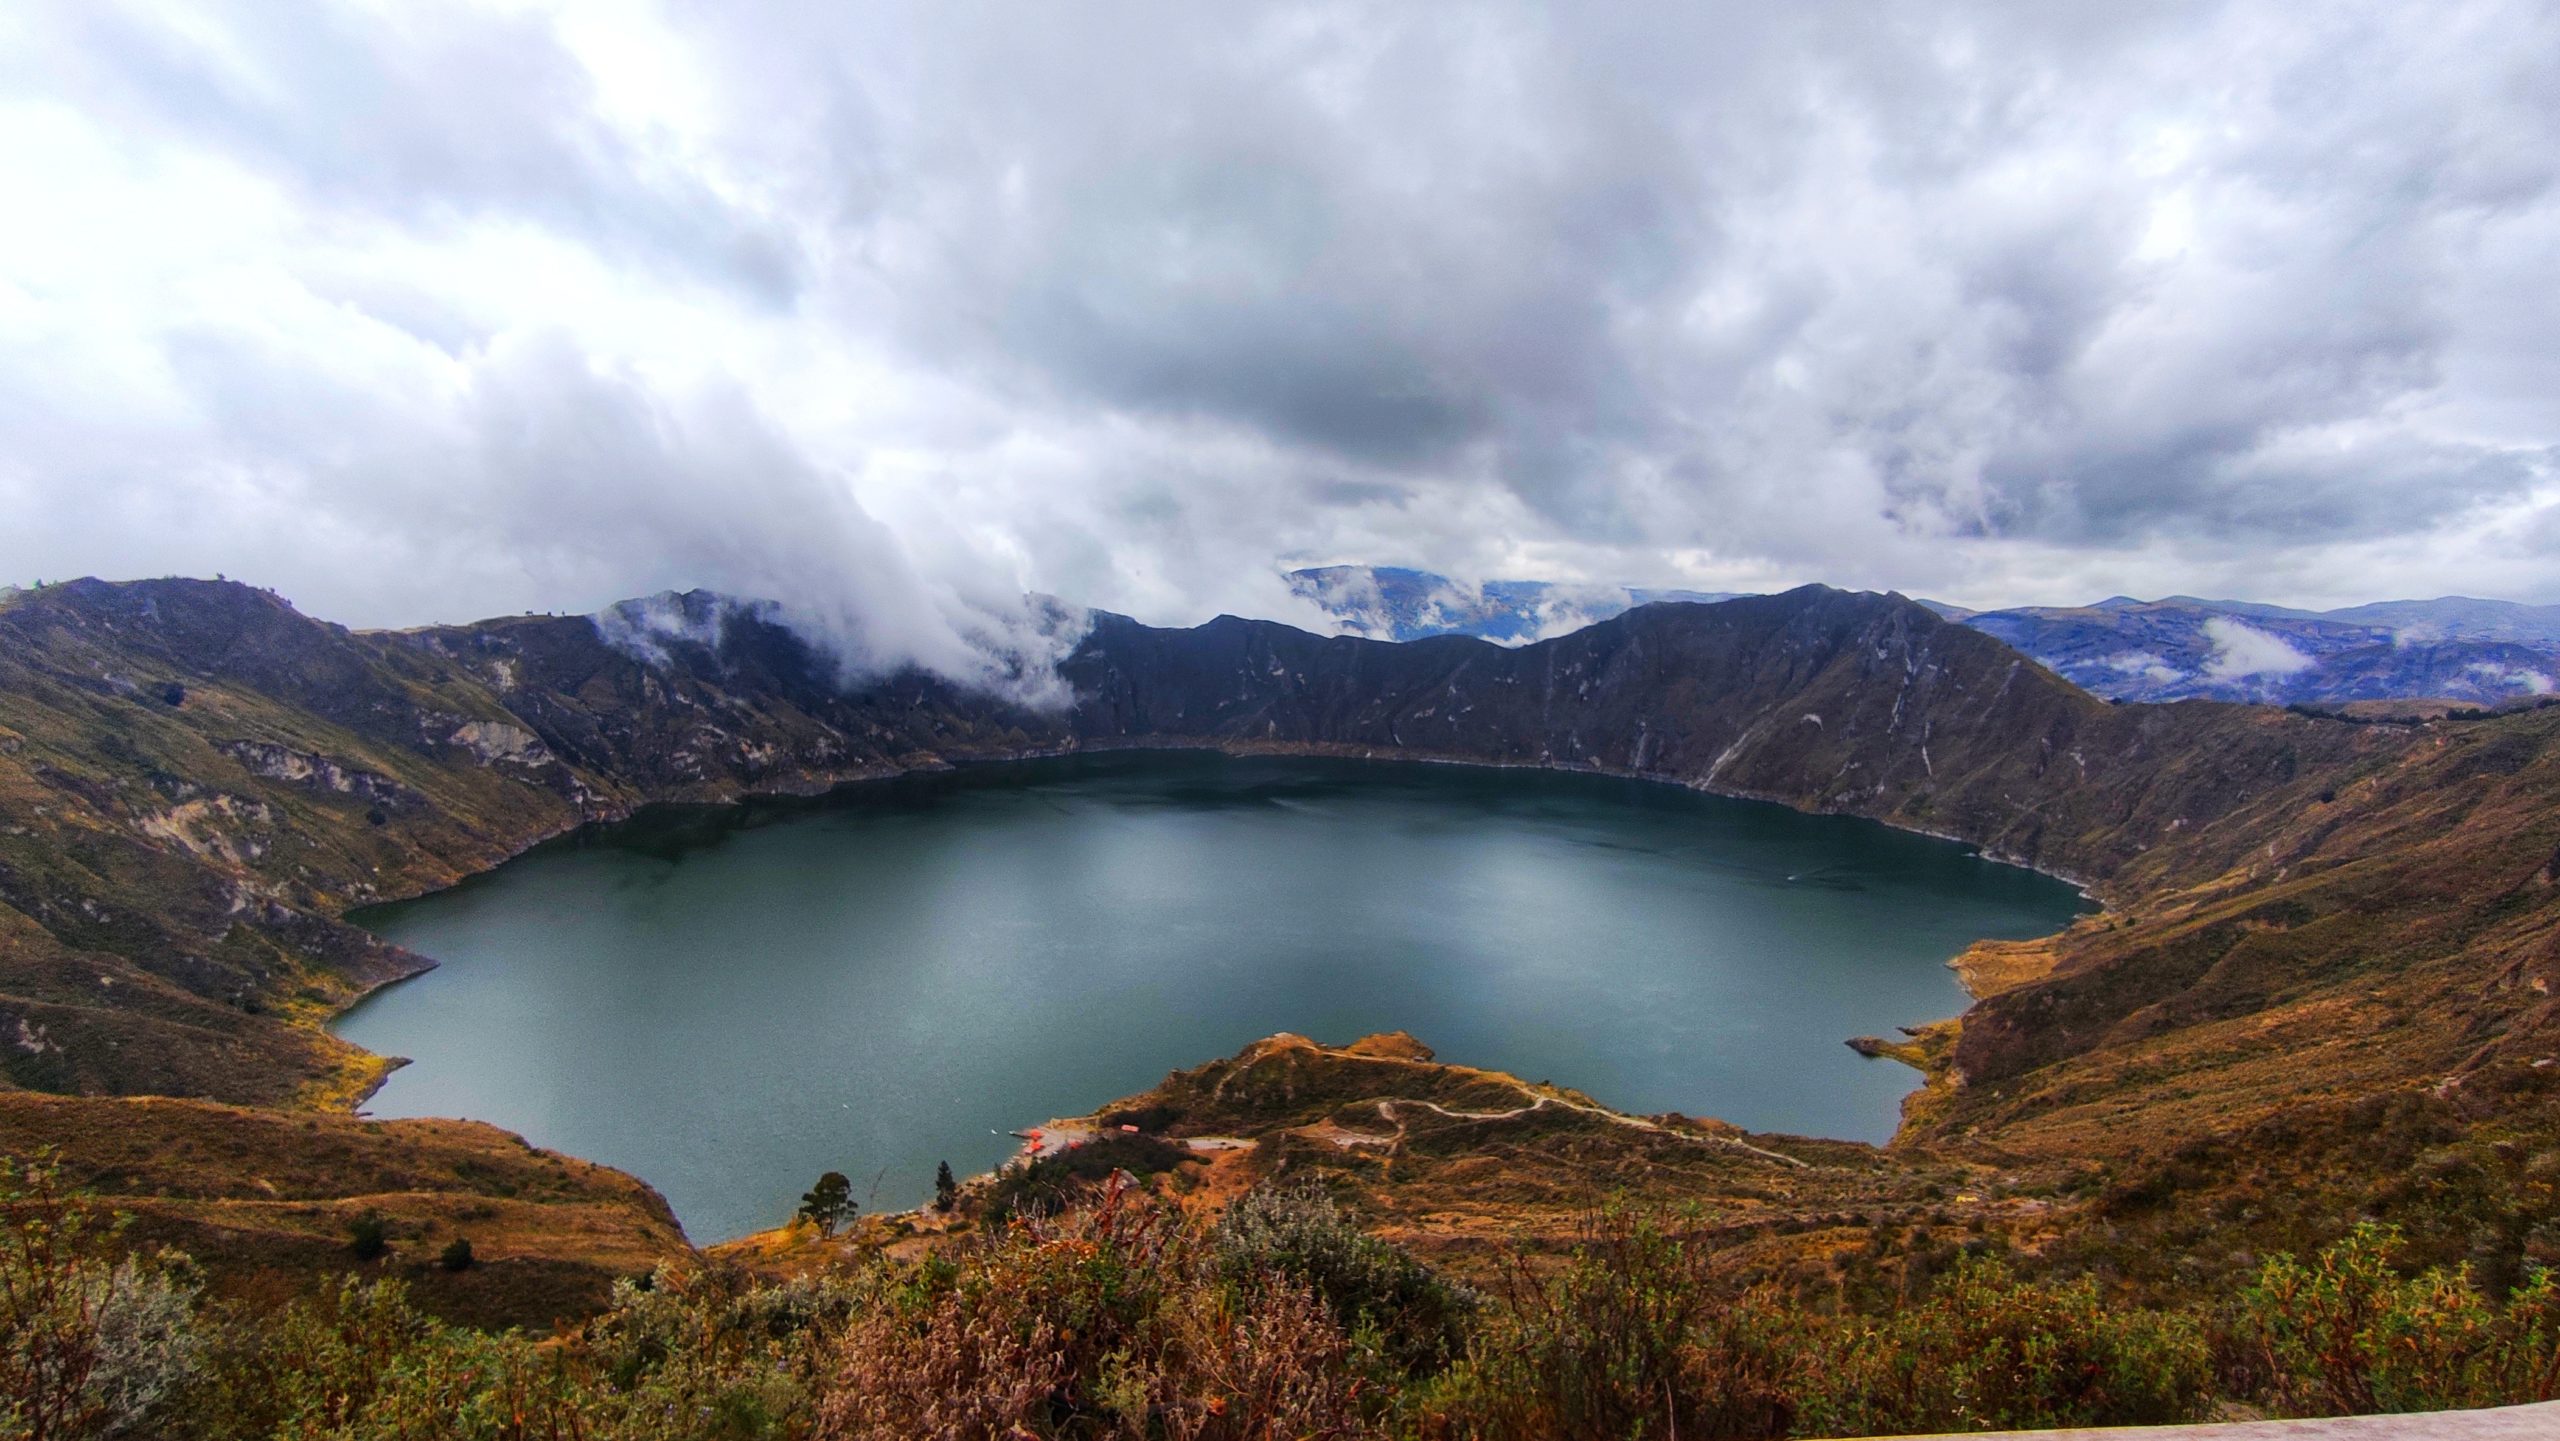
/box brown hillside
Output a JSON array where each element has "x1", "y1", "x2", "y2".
[{"x1": 1, "y1": 1091, "x2": 688, "y2": 1330}]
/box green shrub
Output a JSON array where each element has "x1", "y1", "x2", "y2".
[
  {"x1": 1797, "y1": 1257, "x2": 2213, "y2": 1437},
  {"x1": 0, "y1": 1152, "x2": 205, "y2": 1440},
  {"x1": 979, "y1": 1132, "x2": 1192, "y2": 1227},
  {"x1": 1424, "y1": 1209, "x2": 1800, "y2": 1440},
  {"x1": 575, "y1": 1258, "x2": 858, "y2": 1433},
  {"x1": 819, "y1": 1183, "x2": 1367, "y2": 1439},
  {"x1": 2224, "y1": 1222, "x2": 2560, "y2": 1417},
  {"x1": 191, "y1": 1277, "x2": 403, "y2": 1438},
  {"x1": 1212, "y1": 1182, "x2": 1477, "y2": 1376},
  {"x1": 16, "y1": 1153, "x2": 2560, "y2": 1439}
]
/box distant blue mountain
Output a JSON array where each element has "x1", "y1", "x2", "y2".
[
  {"x1": 1286, "y1": 567, "x2": 2560, "y2": 707},
  {"x1": 1958, "y1": 598, "x2": 2560, "y2": 706},
  {"x1": 1285, "y1": 566, "x2": 1738, "y2": 644},
  {"x1": 2317, "y1": 597, "x2": 2560, "y2": 646}
]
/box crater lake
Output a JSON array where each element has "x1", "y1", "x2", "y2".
[{"x1": 337, "y1": 753, "x2": 2087, "y2": 1240}]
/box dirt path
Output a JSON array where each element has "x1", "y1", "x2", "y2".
[
  {"x1": 1215, "y1": 1034, "x2": 1818, "y2": 1170},
  {"x1": 1373, "y1": 1095, "x2": 1812, "y2": 1169}
]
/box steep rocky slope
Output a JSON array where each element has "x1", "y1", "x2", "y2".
[
  {"x1": 0, "y1": 578, "x2": 1065, "y2": 1322},
  {"x1": 1067, "y1": 588, "x2": 2403, "y2": 889},
  {"x1": 1928, "y1": 700, "x2": 2560, "y2": 1155}
]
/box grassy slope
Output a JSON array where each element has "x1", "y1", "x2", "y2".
[
  {"x1": 0, "y1": 582, "x2": 596, "y2": 1102},
  {"x1": 3, "y1": 1092, "x2": 687, "y2": 1331},
  {"x1": 1099, "y1": 1034, "x2": 1967, "y2": 1282},
  {"x1": 1928, "y1": 702, "x2": 2560, "y2": 1159}
]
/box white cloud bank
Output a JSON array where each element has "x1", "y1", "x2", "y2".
[
  {"x1": 2465, "y1": 661, "x2": 2555, "y2": 696},
  {"x1": 2201, "y1": 618, "x2": 2318, "y2": 680},
  {"x1": 2103, "y1": 650, "x2": 2188, "y2": 686},
  {"x1": 2, "y1": 0, "x2": 2558, "y2": 679}
]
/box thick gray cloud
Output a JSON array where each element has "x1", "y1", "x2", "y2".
[{"x1": 2, "y1": 0, "x2": 2556, "y2": 660}]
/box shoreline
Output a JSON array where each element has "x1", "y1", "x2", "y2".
[{"x1": 316, "y1": 736, "x2": 2101, "y2": 1230}]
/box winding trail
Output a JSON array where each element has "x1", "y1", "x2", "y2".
[
  {"x1": 1374, "y1": 1094, "x2": 1813, "y2": 1169},
  {"x1": 1208, "y1": 1034, "x2": 1820, "y2": 1170}
]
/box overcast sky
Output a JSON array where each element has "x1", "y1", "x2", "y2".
[{"x1": 4, "y1": 1, "x2": 2556, "y2": 654}]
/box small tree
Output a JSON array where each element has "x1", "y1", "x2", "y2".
[
  {"x1": 438, "y1": 1238, "x2": 474, "y2": 1272},
  {"x1": 3, "y1": 1153, "x2": 204, "y2": 1440},
  {"x1": 2, "y1": 1152, "x2": 111, "y2": 1440},
  {"x1": 346, "y1": 1212, "x2": 388, "y2": 1261},
  {"x1": 934, "y1": 1162, "x2": 958, "y2": 1213},
  {"x1": 798, "y1": 1172, "x2": 857, "y2": 1238}
]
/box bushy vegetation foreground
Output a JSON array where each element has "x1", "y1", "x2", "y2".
[{"x1": 7, "y1": 1154, "x2": 2558, "y2": 1440}]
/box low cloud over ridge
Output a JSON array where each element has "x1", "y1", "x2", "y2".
[{"x1": 2201, "y1": 618, "x2": 2317, "y2": 681}]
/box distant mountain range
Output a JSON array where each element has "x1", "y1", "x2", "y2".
[
  {"x1": 1287, "y1": 566, "x2": 2560, "y2": 707},
  {"x1": 1286, "y1": 565, "x2": 1741, "y2": 646}
]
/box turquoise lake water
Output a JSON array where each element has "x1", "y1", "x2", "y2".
[{"x1": 339, "y1": 753, "x2": 2085, "y2": 1240}]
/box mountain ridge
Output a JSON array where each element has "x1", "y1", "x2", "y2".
[{"x1": 1288, "y1": 564, "x2": 2560, "y2": 707}]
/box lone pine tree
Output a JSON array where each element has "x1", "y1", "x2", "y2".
[{"x1": 797, "y1": 1171, "x2": 856, "y2": 1237}]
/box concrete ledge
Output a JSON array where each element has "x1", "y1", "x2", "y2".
[{"x1": 1886, "y1": 1400, "x2": 2560, "y2": 1439}]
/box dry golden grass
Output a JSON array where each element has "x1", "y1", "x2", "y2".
[{"x1": 0, "y1": 1092, "x2": 688, "y2": 1330}]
